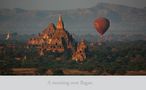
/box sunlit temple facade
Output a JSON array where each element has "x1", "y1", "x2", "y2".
[
  {"x1": 27, "y1": 16, "x2": 87, "y2": 62},
  {"x1": 28, "y1": 16, "x2": 74, "y2": 53}
]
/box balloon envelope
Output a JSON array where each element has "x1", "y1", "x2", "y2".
[{"x1": 94, "y1": 17, "x2": 110, "y2": 35}]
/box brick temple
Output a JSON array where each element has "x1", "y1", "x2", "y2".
[{"x1": 27, "y1": 16, "x2": 87, "y2": 62}]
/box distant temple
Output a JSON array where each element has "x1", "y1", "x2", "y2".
[
  {"x1": 72, "y1": 40, "x2": 87, "y2": 62},
  {"x1": 27, "y1": 16, "x2": 87, "y2": 62},
  {"x1": 6, "y1": 32, "x2": 10, "y2": 40},
  {"x1": 28, "y1": 16, "x2": 74, "y2": 53}
]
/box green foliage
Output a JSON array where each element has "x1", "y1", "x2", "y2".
[{"x1": 0, "y1": 40, "x2": 146, "y2": 75}]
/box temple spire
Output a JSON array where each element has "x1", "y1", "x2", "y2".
[
  {"x1": 56, "y1": 15, "x2": 64, "y2": 30},
  {"x1": 59, "y1": 15, "x2": 62, "y2": 21}
]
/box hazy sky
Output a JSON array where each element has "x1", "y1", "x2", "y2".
[{"x1": 0, "y1": 0, "x2": 146, "y2": 10}]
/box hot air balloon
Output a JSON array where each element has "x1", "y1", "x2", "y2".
[
  {"x1": 94, "y1": 17, "x2": 110, "y2": 36},
  {"x1": 93, "y1": 17, "x2": 110, "y2": 45}
]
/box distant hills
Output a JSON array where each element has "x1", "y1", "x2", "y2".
[{"x1": 0, "y1": 2, "x2": 146, "y2": 35}]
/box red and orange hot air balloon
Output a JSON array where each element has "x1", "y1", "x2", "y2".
[
  {"x1": 94, "y1": 17, "x2": 110, "y2": 36},
  {"x1": 93, "y1": 17, "x2": 110, "y2": 45}
]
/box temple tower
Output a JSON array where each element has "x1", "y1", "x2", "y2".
[{"x1": 56, "y1": 16, "x2": 64, "y2": 30}]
